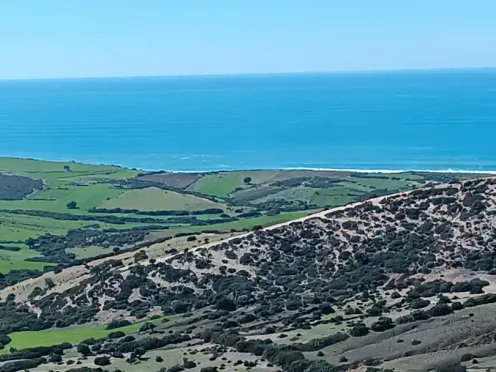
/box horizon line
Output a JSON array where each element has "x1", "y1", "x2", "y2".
[
  {"x1": 2, "y1": 155, "x2": 496, "y2": 176},
  {"x1": 1, "y1": 66, "x2": 496, "y2": 82}
]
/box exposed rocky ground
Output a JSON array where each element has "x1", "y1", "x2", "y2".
[{"x1": 1, "y1": 177, "x2": 496, "y2": 372}]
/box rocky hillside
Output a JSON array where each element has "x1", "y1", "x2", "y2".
[{"x1": 1, "y1": 177, "x2": 496, "y2": 372}]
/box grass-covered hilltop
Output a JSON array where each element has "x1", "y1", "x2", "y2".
[{"x1": 0, "y1": 157, "x2": 494, "y2": 372}]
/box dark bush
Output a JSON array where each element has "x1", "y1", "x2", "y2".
[
  {"x1": 200, "y1": 367, "x2": 218, "y2": 372},
  {"x1": 139, "y1": 322, "x2": 156, "y2": 333},
  {"x1": 0, "y1": 357, "x2": 47, "y2": 372},
  {"x1": 215, "y1": 298, "x2": 236, "y2": 312},
  {"x1": 94, "y1": 356, "x2": 111, "y2": 366},
  {"x1": 410, "y1": 298, "x2": 430, "y2": 309},
  {"x1": 435, "y1": 362, "x2": 466, "y2": 372},
  {"x1": 77, "y1": 344, "x2": 92, "y2": 356},
  {"x1": 451, "y1": 301, "x2": 463, "y2": 311},
  {"x1": 171, "y1": 300, "x2": 191, "y2": 314},
  {"x1": 349, "y1": 324, "x2": 369, "y2": 337},
  {"x1": 183, "y1": 360, "x2": 197, "y2": 368},
  {"x1": 319, "y1": 302, "x2": 335, "y2": 315},
  {"x1": 165, "y1": 365, "x2": 185, "y2": 372},
  {"x1": 105, "y1": 319, "x2": 131, "y2": 330},
  {"x1": 428, "y1": 303, "x2": 453, "y2": 317},
  {"x1": 134, "y1": 347, "x2": 146, "y2": 357},
  {"x1": 48, "y1": 354, "x2": 62, "y2": 363},
  {"x1": 390, "y1": 292, "x2": 401, "y2": 299},
  {"x1": 108, "y1": 331, "x2": 125, "y2": 339},
  {"x1": 370, "y1": 317, "x2": 394, "y2": 332}
]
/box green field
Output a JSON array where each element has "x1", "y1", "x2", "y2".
[
  {"x1": 0, "y1": 244, "x2": 52, "y2": 273},
  {"x1": 30, "y1": 183, "x2": 123, "y2": 210},
  {"x1": 310, "y1": 187, "x2": 361, "y2": 207},
  {"x1": 0, "y1": 158, "x2": 441, "y2": 279},
  {"x1": 252, "y1": 187, "x2": 317, "y2": 204},
  {"x1": 0, "y1": 158, "x2": 137, "y2": 187},
  {"x1": 166, "y1": 210, "x2": 314, "y2": 236},
  {"x1": 187, "y1": 170, "x2": 279, "y2": 197},
  {"x1": 99, "y1": 187, "x2": 226, "y2": 211},
  {"x1": 340, "y1": 175, "x2": 421, "y2": 192},
  {"x1": 0, "y1": 212, "x2": 150, "y2": 242},
  {"x1": 0, "y1": 184, "x2": 122, "y2": 213},
  {"x1": 4, "y1": 317, "x2": 167, "y2": 351}
]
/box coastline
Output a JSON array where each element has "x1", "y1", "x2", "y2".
[
  {"x1": 1, "y1": 155, "x2": 496, "y2": 175},
  {"x1": 280, "y1": 167, "x2": 496, "y2": 175},
  {"x1": 2, "y1": 70, "x2": 496, "y2": 179}
]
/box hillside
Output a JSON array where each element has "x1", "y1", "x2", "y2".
[
  {"x1": 0, "y1": 158, "x2": 465, "y2": 285},
  {"x1": 0, "y1": 176, "x2": 495, "y2": 371}
]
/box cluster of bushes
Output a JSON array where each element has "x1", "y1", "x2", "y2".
[
  {"x1": 0, "y1": 268, "x2": 49, "y2": 291},
  {"x1": 270, "y1": 176, "x2": 344, "y2": 189},
  {"x1": 4, "y1": 208, "x2": 236, "y2": 230},
  {"x1": 1, "y1": 208, "x2": 172, "y2": 225},
  {"x1": 251, "y1": 200, "x2": 311, "y2": 213},
  {"x1": 236, "y1": 211, "x2": 262, "y2": 218},
  {"x1": 0, "y1": 357, "x2": 47, "y2": 372},
  {"x1": 463, "y1": 293, "x2": 496, "y2": 308},
  {"x1": 0, "y1": 174, "x2": 43, "y2": 200},
  {"x1": 406, "y1": 278, "x2": 489, "y2": 300},
  {"x1": 105, "y1": 319, "x2": 131, "y2": 330},
  {"x1": 370, "y1": 317, "x2": 394, "y2": 332},
  {"x1": 111, "y1": 179, "x2": 221, "y2": 203},
  {"x1": 25, "y1": 229, "x2": 147, "y2": 264},
  {"x1": 395, "y1": 294, "x2": 488, "y2": 326},
  {"x1": 294, "y1": 332, "x2": 348, "y2": 351},
  {"x1": 35, "y1": 258, "x2": 237, "y2": 324},
  {"x1": 0, "y1": 342, "x2": 73, "y2": 370},
  {"x1": 74, "y1": 333, "x2": 190, "y2": 360},
  {"x1": 0, "y1": 295, "x2": 49, "y2": 340},
  {"x1": 89, "y1": 207, "x2": 224, "y2": 216},
  {"x1": 202, "y1": 330, "x2": 341, "y2": 372},
  {"x1": 0, "y1": 246, "x2": 21, "y2": 252}
]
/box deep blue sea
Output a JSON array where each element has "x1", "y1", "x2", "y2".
[{"x1": 1, "y1": 70, "x2": 495, "y2": 172}]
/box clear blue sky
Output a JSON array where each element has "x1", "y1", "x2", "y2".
[{"x1": 1, "y1": 0, "x2": 496, "y2": 79}]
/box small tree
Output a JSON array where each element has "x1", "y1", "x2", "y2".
[
  {"x1": 77, "y1": 344, "x2": 91, "y2": 356},
  {"x1": 66, "y1": 201, "x2": 77, "y2": 209},
  {"x1": 243, "y1": 176, "x2": 252, "y2": 184},
  {"x1": 94, "y1": 356, "x2": 111, "y2": 366},
  {"x1": 134, "y1": 347, "x2": 146, "y2": 358},
  {"x1": 215, "y1": 297, "x2": 237, "y2": 312},
  {"x1": 45, "y1": 277, "x2": 55, "y2": 289},
  {"x1": 63, "y1": 165, "x2": 71, "y2": 171}
]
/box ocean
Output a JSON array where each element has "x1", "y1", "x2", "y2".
[{"x1": 0, "y1": 69, "x2": 495, "y2": 172}]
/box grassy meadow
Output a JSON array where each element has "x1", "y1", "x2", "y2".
[
  {"x1": 99, "y1": 187, "x2": 226, "y2": 211},
  {"x1": 3, "y1": 316, "x2": 169, "y2": 352}
]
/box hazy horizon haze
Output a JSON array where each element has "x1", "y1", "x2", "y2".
[{"x1": 1, "y1": 0, "x2": 496, "y2": 79}]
